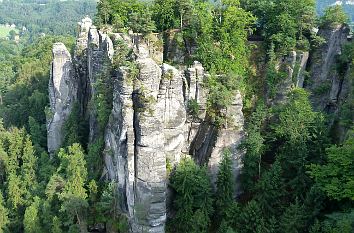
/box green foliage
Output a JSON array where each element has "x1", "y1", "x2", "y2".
[
  {"x1": 279, "y1": 199, "x2": 306, "y2": 233},
  {"x1": 238, "y1": 200, "x2": 267, "y2": 233},
  {"x1": 0, "y1": 192, "x2": 9, "y2": 233},
  {"x1": 320, "y1": 5, "x2": 349, "y2": 28},
  {"x1": 215, "y1": 150, "x2": 234, "y2": 221},
  {"x1": 152, "y1": 0, "x2": 179, "y2": 32},
  {"x1": 271, "y1": 89, "x2": 327, "y2": 198},
  {"x1": 242, "y1": 0, "x2": 317, "y2": 54},
  {"x1": 44, "y1": 144, "x2": 89, "y2": 232},
  {"x1": 0, "y1": 0, "x2": 96, "y2": 37},
  {"x1": 187, "y1": 99, "x2": 200, "y2": 118},
  {"x1": 240, "y1": 102, "x2": 267, "y2": 191},
  {"x1": 96, "y1": 0, "x2": 155, "y2": 34},
  {"x1": 255, "y1": 160, "x2": 285, "y2": 215},
  {"x1": 93, "y1": 72, "x2": 113, "y2": 133},
  {"x1": 309, "y1": 131, "x2": 354, "y2": 201},
  {"x1": 96, "y1": 182, "x2": 129, "y2": 232},
  {"x1": 170, "y1": 158, "x2": 213, "y2": 233},
  {"x1": 24, "y1": 197, "x2": 42, "y2": 233},
  {"x1": 86, "y1": 138, "x2": 104, "y2": 181},
  {"x1": 51, "y1": 216, "x2": 63, "y2": 233},
  {"x1": 0, "y1": 36, "x2": 75, "y2": 134},
  {"x1": 265, "y1": 44, "x2": 287, "y2": 98}
]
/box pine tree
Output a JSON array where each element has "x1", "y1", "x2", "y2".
[
  {"x1": 24, "y1": 197, "x2": 42, "y2": 233},
  {"x1": 239, "y1": 200, "x2": 267, "y2": 233},
  {"x1": 96, "y1": 0, "x2": 112, "y2": 25},
  {"x1": 279, "y1": 199, "x2": 306, "y2": 233},
  {"x1": 0, "y1": 192, "x2": 9, "y2": 233},
  {"x1": 170, "y1": 158, "x2": 213, "y2": 233},
  {"x1": 52, "y1": 216, "x2": 63, "y2": 233},
  {"x1": 215, "y1": 150, "x2": 234, "y2": 221},
  {"x1": 7, "y1": 173, "x2": 23, "y2": 210},
  {"x1": 58, "y1": 143, "x2": 88, "y2": 232},
  {"x1": 21, "y1": 135, "x2": 38, "y2": 198}
]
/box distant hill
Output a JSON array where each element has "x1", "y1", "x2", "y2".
[
  {"x1": 317, "y1": 0, "x2": 354, "y2": 22},
  {"x1": 0, "y1": 0, "x2": 96, "y2": 37}
]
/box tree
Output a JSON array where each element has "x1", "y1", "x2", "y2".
[
  {"x1": 240, "y1": 103, "x2": 267, "y2": 191},
  {"x1": 28, "y1": 116, "x2": 46, "y2": 151},
  {"x1": 21, "y1": 135, "x2": 38, "y2": 199},
  {"x1": 152, "y1": 0, "x2": 179, "y2": 32},
  {"x1": 7, "y1": 173, "x2": 23, "y2": 210},
  {"x1": 96, "y1": 0, "x2": 111, "y2": 25},
  {"x1": 320, "y1": 5, "x2": 349, "y2": 28},
  {"x1": 195, "y1": 0, "x2": 255, "y2": 125},
  {"x1": 238, "y1": 200, "x2": 267, "y2": 233},
  {"x1": 0, "y1": 192, "x2": 9, "y2": 233},
  {"x1": 57, "y1": 144, "x2": 88, "y2": 233},
  {"x1": 170, "y1": 158, "x2": 213, "y2": 233},
  {"x1": 95, "y1": 182, "x2": 129, "y2": 232},
  {"x1": 309, "y1": 131, "x2": 354, "y2": 201},
  {"x1": 272, "y1": 89, "x2": 320, "y2": 198},
  {"x1": 243, "y1": 0, "x2": 317, "y2": 54},
  {"x1": 279, "y1": 199, "x2": 306, "y2": 233},
  {"x1": 215, "y1": 150, "x2": 234, "y2": 221},
  {"x1": 96, "y1": 0, "x2": 156, "y2": 33},
  {"x1": 51, "y1": 216, "x2": 63, "y2": 233},
  {"x1": 24, "y1": 197, "x2": 42, "y2": 233},
  {"x1": 255, "y1": 160, "x2": 285, "y2": 215}
]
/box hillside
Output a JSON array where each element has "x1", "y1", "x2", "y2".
[{"x1": 0, "y1": 0, "x2": 96, "y2": 37}]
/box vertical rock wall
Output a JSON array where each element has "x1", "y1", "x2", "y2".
[
  {"x1": 47, "y1": 42, "x2": 77, "y2": 154},
  {"x1": 49, "y1": 18, "x2": 246, "y2": 233},
  {"x1": 87, "y1": 26, "x2": 114, "y2": 142},
  {"x1": 306, "y1": 25, "x2": 350, "y2": 113}
]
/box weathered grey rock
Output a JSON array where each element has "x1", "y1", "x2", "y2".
[
  {"x1": 307, "y1": 25, "x2": 350, "y2": 112},
  {"x1": 132, "y1": 56, "x2": 166, "y2": 233},
  {"x1": 74, "y1": 17, "x2": 92, "y2": 116},
  {"x1": 47, "y1": 43, "x2": 77, "y2": 154},
  {"x1": 51, "y1": 18, "x2": 247, "y2": 233},
  {"x1": 184, "y1": 61, "x2": 208, "y2": 152},
  {"x1": 76, "y1": 17, "x2": 92, "y2": 54},
  {"x1": 103, "y1": 67, "x2": 135, "y2": 217},
  {"x1": 159, "y1": 64, "x2": 186, "y2": 165},
  {"x1": 103, "y1": 34, "x2": 167, "y2": 233},
  {"x1": 87, "y1": 27, "x2": 114, "y2": 142},
  {"x1": 272, "y1": 50, "x2": 309, "y2": 104},
  {"x1": 207, "y1": 92, "x2": 245, "y2": 194}
]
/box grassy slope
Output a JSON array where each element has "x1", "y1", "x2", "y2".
[{"x1": 0, "y1": 25, "x2": 18, "y2": 38}]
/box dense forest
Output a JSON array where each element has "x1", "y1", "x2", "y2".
[
  {"x1": 0, "y1": 0, "x2": 96, "y2": 37},
  {"x1": 0, "y1": 0, "x2": 353, "y2": 233}
]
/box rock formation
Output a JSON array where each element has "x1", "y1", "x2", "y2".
[
  {"x1": 48, "y1": 18, "x2": 246, "y2": 233},
  {"x1": 47, "y1": 42, "x2": 77, "y2": 155},
  {"x1": 306, "y1": 25, "x2": 350, "y2": 113},
  {"x1": 47, "y1": 17, "x2": 354, "y2": 233}
]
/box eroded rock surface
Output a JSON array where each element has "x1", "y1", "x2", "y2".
[
  {"x1": 49, "y1": 18, "x2": 246, "y2": 233},
  {"x1": 47, "y1": 43, "x2": 77, "y2": 154},
  {"x1": 307, "y1": 25, "x2": 350, "y2": 112}
]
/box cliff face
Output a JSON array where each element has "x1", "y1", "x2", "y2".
[
  {"x1": 306, "y1": 25, "x2": 350, "y2": 113},
  {"x1": 47, "y1": 42, "x2": 77, "y2": 155},
  {"x1": 46, "y1": 17, "x2": 354, "y2": 232},
  {"x1": 47, "y1": 18, "x2": 246, "y2": 233}
]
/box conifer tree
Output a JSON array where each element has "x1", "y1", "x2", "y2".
[
  {"x1": 0, "y1": 192, "x2": 9, "y2": 233},
  {"x1": 58, "y1": 143, "x2": 88, "y2": 232},
  {"x1": 24, "y1": 197, "x2": 42, "y2": 233},
  {"x1": 215, "y1": 150, "x2": 234, "y2": 221},
  {"x1": 170, "y1": 158, "x2": 213, "y2": 233}
]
